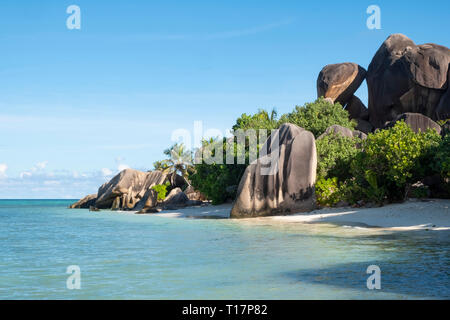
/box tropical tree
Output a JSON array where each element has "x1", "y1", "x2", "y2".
[
  {"x1": 279, "y1": 97, "x2": 355, "y2": 138},
  {"x1": 154, "y1": 143, "x2": 194, "y2": 184},
  {"x1": 232, "y1": 108, "x2": 279, "y2": 131}
]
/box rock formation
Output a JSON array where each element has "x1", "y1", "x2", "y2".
[
  {"x1": 95, "y1": 169, "x2": 167, "y2": 210},
  {"x1": 69, "y1": 194, "x2": 97, "y2": 209},
  {"x1": 317, "y1": 63, "x2": 367, "y2": 106},
  {"x1": 161, "y1": 187, "x2": 202, "y2": 210},
  {"x1": 384, "y1": 113, "x2": 442, "y2": 135},
  {"x1": 230, "y1": 123, "x2": 317, "y2": 218},
  {"x1": 164, "y1": 187, "x2": 188, "y2": 205},
  {"x1": 345, "y1": 95, "x2": 369, "y2": 121},
  {"x1": 317, "y1": 124, "x2": 367, "y2": 140},
  {"x1": 184, "y1": 185, "x2": 207, "y2": 201},
  {"x1": 436, "y1": 70, "x2": 450, "y2": 120},
  {"x1": 136, "y1": 189, "x2": 159, "y2": 214},
  {"x1": 167, "y1": 172, "x2": 187, "y2": 189},
  {"x1": 367, "y1": 33, "x2": 450, "y2": 128},
  {"x1": 355, "y1": 119, "x2": 374, "y2": 134},
  {"x1": 70, "y1": 167, "x2": 207, "y2": 212}
]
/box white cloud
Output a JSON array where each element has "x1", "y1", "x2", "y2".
[
  {"x1": 115, "y1": 157, "x2": 130, "y2": 172},
  {"x1": 117, "y1": 164, "x2": 130, "y2": 172},
  {"x1": 0, "y1": 168, "x2": 110, "y2": 199},
  {"x1": 0, "y1": 163, "x2": 7, "y2": 178},
  {"x1": 35, "y1": 161, "x2": 48, "y2": 170},
  {"x1": 20, "y1": 161, "x2": 50, "y2": 177},
  {"x1": 101, "y1": 168, "x2": 113, "y2": 177},
  {"x1": 20, "y1": 171, "x2": 32, "y2": 179}
]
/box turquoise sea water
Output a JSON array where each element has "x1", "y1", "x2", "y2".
[{"x1": 0, "y1": 199, "x2": 448, "y2": 299}]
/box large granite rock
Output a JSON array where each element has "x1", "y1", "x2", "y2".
[
  {"x1": 345, "y1": 95, "x2": 369, "y2": 120},
  {"x1": 230, "y1": 123, "x2": 317, "y2": 218},
  {"x1": 355, "y1": 119, "x2": 374, "y2": 134},
  {"x1": 167, "y1": 172, "x2": 187, "y2": 190},
  {"x1": 441, "y1": 121, "x2": 450, "y2": 136},
  {"x1": 317, "y1": 125, "x2": 367, "y2": 140},
  {"x1": 367, "y1": 34, "x2": 450, "y2": 128},
  {"x1": 384, "y1": 113, "x2": 442, "y2": 135},
  {"x1": 95, "y1": 169, "x2": 167, "y2": 210},
  {"x1": 69, "y1": 194, "x2": 97, "y2": 209},
  {"x1": 161, "y1": 187, "x2": 198, "y2": 210},
  {"x1": 317, "y1": 63, "x2": 367, "y2": 105},
  {"x1": 136, "y1": 189, "x2": 159, "y2": 214},
  {"x1": 436, "y1": 70, "x2": 450, "y2": 120},
  {"x1": 164, "y1": 187, "x2": 188, "y2": 204},
  {"x1": 184, "y1": 185, "x2": 207, "y2": 201}
]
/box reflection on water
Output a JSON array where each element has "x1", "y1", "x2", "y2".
[{"x1": 0, "y1": 200, "x2": 448, "y2": 299}]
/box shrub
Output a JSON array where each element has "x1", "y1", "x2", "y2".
[
  {"x1": 350, "y1": 121, "x2": 441, "y2": 203},
  {"x1": 279, "y1": 97, "x2": 356, "y2": 138},
  {"x1": 315, "y1": 177, "x2": 365, "y2": 207},
  {"x1": 316, "y1": 134, "x2": 360, "y2": 181},
  {"x1": 190, "y1": 162, "x2": 246, "y2": 204},
  {"x1": 428, "y1": 133, "x2": 450, "y2": 197},
  {"x1": 191, "y1": 108, "x2": 280, "y2": 205},
  {"x1": 315, "y1": 134, "x2": 361, "y2": 206},
  {"x1": 430, "y1": 133, "x2": 450, "y2": 179},
  {"x1": 315, "y1": 177, "x2": 340, "y2": 206},
  {"x1": 232, "y1": 109, "x2": 279, "y2": 132},
  {"x1": 152, "y1": 182, "x2": 171, "y2": 201},
  {"x1": 189, "y1": 139, "x2": 247, "y2": 205}
]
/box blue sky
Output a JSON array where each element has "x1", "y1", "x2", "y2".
[{"x1": 0, "y1": 0, "x2": 449, "y2": 198}]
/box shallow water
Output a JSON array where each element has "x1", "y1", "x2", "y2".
[{"x1": 0, "y1": 200, "x2": 448, "y2": 299}]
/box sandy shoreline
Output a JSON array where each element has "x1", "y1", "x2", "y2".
[{"x1": 155, "y1": 199, "x2": 450, "y2": 231}]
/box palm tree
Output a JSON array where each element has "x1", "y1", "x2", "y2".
[{"x1": 157, "y1": 143, "x2": 193, "y2": 185}]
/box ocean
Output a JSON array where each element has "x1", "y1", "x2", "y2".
[{"x1": 0, "y1": 199, "x2": 448, "y2": 299}]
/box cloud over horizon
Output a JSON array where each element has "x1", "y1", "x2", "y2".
[{"x1": 0, "y1": 160, "x2": 137, "y2": 199}]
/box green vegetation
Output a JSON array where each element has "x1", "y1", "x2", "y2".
[
  {"x1": 430, "y1": 134, "x2": 450, "y2": 179},
  {"x1": 189, "y1": 139, "x2": 247, "y2": 205},
  {"x1": 153, "y1": 96, "x2": 449, "y2": 207},
  {"x1": 350, "y1": 121, "x2": 441, "y2": 203},
  {"x1": 316, "y1": 134, "x2": 360, "y2": 181},
  {"x1": 152, "y1": 182, "x2": 171, "y2": 201},
  {"x1": 232, "y1": 109, "x2": 279, "y2": 131},
  {"x1": 279, "y1": 97, "x2": 356, "y2": 138},
  {"x1": 315, "y1": 177, "x2": 340, "y2": 206},
  {"x1": 315, "y1": 121, "x2": 446, "y2": 206},
  {"x1": 314, "y1": 134, "x2": 360, "y2": 206},
  {"x1": 428, "y1": 133, "x2": 450, "y2": 196},
  {"x1": 153, "y1": 143, "x2": 193, "y2": 182}
]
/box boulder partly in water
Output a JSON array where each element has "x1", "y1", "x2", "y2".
[
  {"x1": 95, "y1": 169, "x2": 167, "y2": 210},
  {"x1": 69, "y1": 194, "x2": 97, "y2": 209}
]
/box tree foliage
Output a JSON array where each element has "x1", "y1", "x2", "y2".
[
  {"x1": 279, "y1": 97, "x2": 355, "y2": 138},
  {"x1": 232, "y1": 108, "x2": 279, "y2": 132},
  {"x1": 153, "y1": 143, "x2": 193, "y2": 182},
  {"x1": 316, "y1": 134, "x2": 360, "y2": 181},
  {"x1": 350, "y1": 121, "x2": 441, "y2": 203},
  {"x1": 151, "y1": 182, "x2": 171, "y2": 201},
  {"x1": 189, "y1": 139, "x2": 246, "y2": 204}
]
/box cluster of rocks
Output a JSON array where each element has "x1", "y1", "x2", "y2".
[
  {"x1": 71, "y1": 34, "x2": 448, "y2": 220},
  {"x1": 317, "y1": 33, "x2": 449, "y2": 135},
  {"x1": 69, "y1": 169, "x2": 206, "y2": 213},
  {"x1": 230, "y1": 33, "x2": 449, "y2": 219}
]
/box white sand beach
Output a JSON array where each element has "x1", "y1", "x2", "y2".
[{"x1": 157, "y1": 199, "x2": 450, "y2": 231}]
